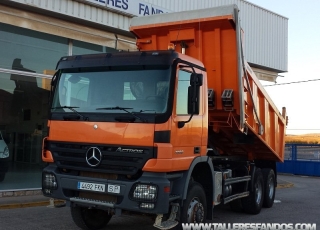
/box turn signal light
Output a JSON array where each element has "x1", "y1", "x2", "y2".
[{"x1": 168, "y1": 43, "x2": 175, "y2": 50}]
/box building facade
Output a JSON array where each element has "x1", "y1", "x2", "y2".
[{"x1": 0, "y1": 0, "x2": 288, "y2": 191}]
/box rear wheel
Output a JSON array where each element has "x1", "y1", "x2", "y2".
[
  {"x1": 71, "y1": 206, "x2": 112, "y2": 230},
  {"x1": 262, "y1": 168, "x2": 276, "y2": 208},
  {"x1": 241, "y1": 168, "x2": 264, "y2": 214}
]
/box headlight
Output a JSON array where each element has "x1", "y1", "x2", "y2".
[
  {"x1": 130, "y1": 184, "x2": 158, "y2": 202},
  {"x1": 42, "y1": 173, "x2": 58, "y2": 190},
  {"x1": 0, "y1": 146, "x2": 9, "y2": 158}
]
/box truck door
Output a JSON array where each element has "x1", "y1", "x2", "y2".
[{"x1": 170, "y1": 67, "x2": 205, "y2": 170}]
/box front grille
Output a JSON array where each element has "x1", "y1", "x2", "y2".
[{"x1": 48, "y1": 141, "x2": 156, "y2": 175}]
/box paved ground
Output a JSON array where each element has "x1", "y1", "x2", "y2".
[
  {"x1": 0, "y1": 174, "x2": 294, "y2": 209},
  {"x1": 3, "y1": 174, "x2": 319, "y2": 230}
]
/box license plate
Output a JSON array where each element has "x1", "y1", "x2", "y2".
[
  {"x1": 107, "y1": 184, "x2": 121, "y2": 194},
  {"x1": 78, "y1": 182, "x2": 105, "y2": 192}
]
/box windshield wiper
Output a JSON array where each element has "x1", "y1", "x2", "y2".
[
  {"x1": 52, "y1": 106, "x2": 89, "y2": 121},
  {"x1": 136, "y1": 109, "x2": 156, "y2": 113},
  {"x1": 96, "y1": 106, "x2": 147, "y2": 122}
]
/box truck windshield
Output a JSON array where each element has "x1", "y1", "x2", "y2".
[{"x1": 51, "y1": 66, "x2": 171, "y2": 115}]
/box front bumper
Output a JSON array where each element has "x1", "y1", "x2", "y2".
[{"x1": 42, "y1": 165, "x2": 171, "y2": 214}]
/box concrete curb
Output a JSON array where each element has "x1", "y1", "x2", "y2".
[
  {"x1": 0, "y1": 199, "x2": 66, "y2": 210},
  {"x1": 277, "y1": 183, "x2": 294, "y2": 189},
  {"x1": 277, "y1": 177, "x2": 294, "y2": 189},
  {"x1": 0, "y1": 194, "x2": 66, "y2": 210}
]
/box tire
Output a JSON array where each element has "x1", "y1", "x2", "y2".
[
  {"x1": 262, "y1": 168, "x2": 276, "y2": 208},
  {"x1": 71, "y1": 206, "x2": 112, "y2": 230},
  {"x1": 241, "y1": 168, "x2": 264, "y2": 214},
  {"x1": 180, "y1": 182, "x2": 207, "y2": 224}
]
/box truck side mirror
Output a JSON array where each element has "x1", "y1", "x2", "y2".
[
  {"x1": 178, "y1": 73, "x2": 202, "y2": 128},
  {"x1": 187, "y1": 85, "x2": 200, "y2": 114},
  {"x1": 187, "y1": 73, "x2": 202, "y2": 114},
  {"x1": 190, "y1": 73, "x2": 203, "y2": 86}
]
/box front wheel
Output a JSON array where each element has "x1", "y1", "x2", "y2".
[
  {"x1": 180, "y1": 182, "x2": 207, "y2": 224},
  {"x1": 241, "y1": 168, "x2": 264, "y2": 214},
  {"x1": 71, "y1": 206, "x2": 112, "y2": 230}
]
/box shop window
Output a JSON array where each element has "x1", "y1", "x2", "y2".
[
  {"x1": 0, "y1": 72, "x2": 49, "y2": 190},
  {"x1": 23, "y1": 109, "x2": 31, "y2": 121},
  {"x1": 72, "y1": 40, "x2": 117, "y2": 55},
  {"x1": 0, "y1": 22, "x2": 68, "y2": 74}
]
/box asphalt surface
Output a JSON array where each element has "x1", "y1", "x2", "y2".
[{"x1": 2, "y1": 174, "x2": 319, "y2": 230}]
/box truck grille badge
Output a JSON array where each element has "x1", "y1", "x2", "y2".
[{"x1": 86, "y1": 147, "x2": 102, "y2": 167}]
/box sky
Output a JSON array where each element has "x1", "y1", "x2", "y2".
[{"x1": 246, "y1": 0, "x2": 320, "y2": 135}]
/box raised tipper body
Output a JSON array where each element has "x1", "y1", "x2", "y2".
[{"x1": 130, "y1": 4, "x2": 286, "y2": 162}]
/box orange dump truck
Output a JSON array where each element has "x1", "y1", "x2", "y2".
[{"x1": 42, "y1": 4, "x2": 287, "y2": 230}]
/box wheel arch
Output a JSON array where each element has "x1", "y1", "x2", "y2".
[{"x1": 171, "y1": 156, "x2": 214, "y2": 220}]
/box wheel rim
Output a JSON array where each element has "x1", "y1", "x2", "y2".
[
  {"x1": 186, "y1": 197, "x2": 205, "y2": 223},
  {"x1": 268, "y1": 177, "x2": 275, "y2": 199},
  {"x1": 255, "y1": 180, "x2": 262, "y2": 204}
]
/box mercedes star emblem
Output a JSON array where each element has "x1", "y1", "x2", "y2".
[{"x1": 85, "y1": 147, "x2": 102, "y2": 167}]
